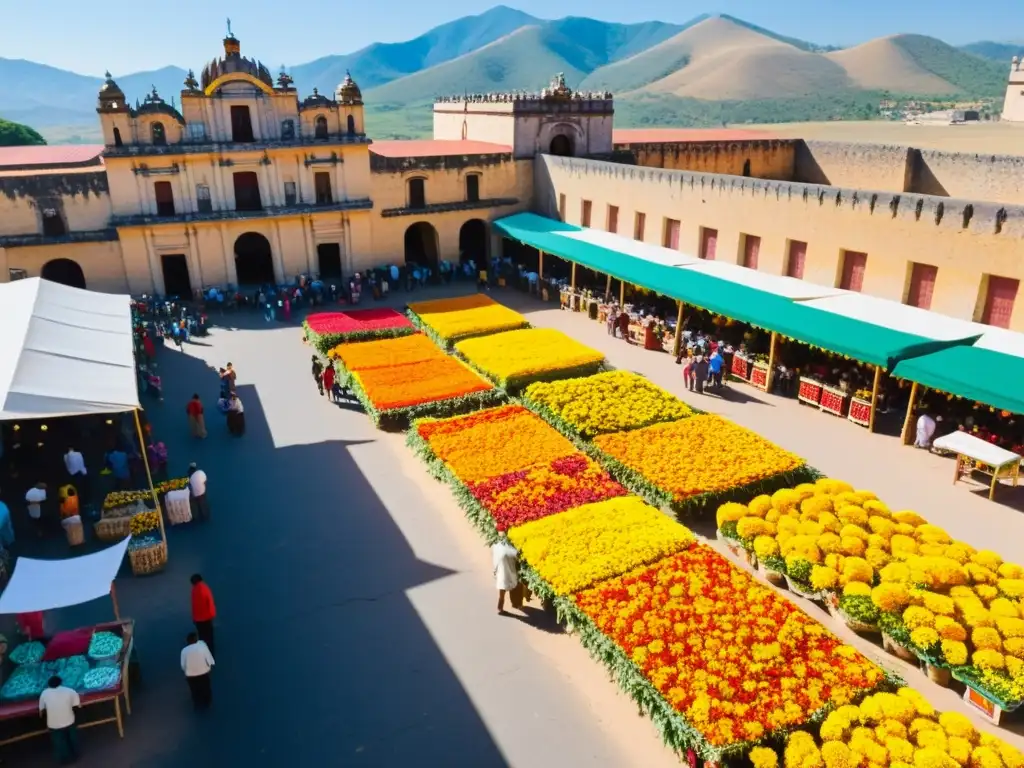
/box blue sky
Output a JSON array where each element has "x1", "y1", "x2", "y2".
[{"x1": 2, "y1": 0, "x2": 1018, "y2": 75}]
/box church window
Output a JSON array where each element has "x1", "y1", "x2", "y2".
[
  {"x1": 231, "y1": 106, "x2": 255, "y2": 143},
  {"x1": 281, "y1": 120, "x2": 295, "y2": 140},
  {"x1": 408, "y1": 178, "x2": 426, "y2": 209},
  {"x1": 154, "y1": 181, "x2": 175, "y2": 216},
  {"x1": 315, "y1": 173, "x2": 333, "y2": 205},
  {"x1": 465, "y1": 174, "x2": 480, "y2": 203},
  {"x1": 41, "y1": 207, "x2": 66, "y2": 237},
  {"x1": 284, "y1": 181, "x2": 297, "y2": 206},
  {"x1": 151, "y1": 122, "x2": 166, "y2": 146},
  {"x1": 347, "y1": 115, "x2": 356, "y2": 135},
  {"x1": 315, "y1": 116, "x2": 328, "y2": 140},
  {"x1": 113, "y1": 127, "x2": 123, "y2": 147},
  {"x1": 196, "y1": 184, "x2": 212, "y2": 213}
]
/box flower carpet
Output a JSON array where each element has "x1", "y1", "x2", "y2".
[
  {"x1": 407, "y1": 294, "x2": 529, "y2": 347},
  {"x1": 304, "y1": 308, "x2": 414, "y2": 353},
  {"x1": 455, "y1": 327, "x2": 605, "y2": 390},
  {"x1": 593, "y1": 414, "x2": 815, "y2": 514},
  {"x1": 523, "y1": 370, "x2": 694, "y2": 439},
  {"x1": 571, "y1": 544, "x2": 886, "y2": 758},
  {"x1": 328, "y1": 333, "x2": 445, "y2": 374}
]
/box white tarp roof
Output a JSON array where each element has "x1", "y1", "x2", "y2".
[
  {"x1": 971, "y1": 326, "x2": 1024, "y2": 359},
  {"x1": 562, "y1": 228, "x2": 700, "y2": 268},
  {"x1": 0, "y1": 537, "x2": 130, "y2": 614},
  {"x1": 800, "y1": 292, "x2": 983, "y2": 342},
  {"x1": 0, "y1": 278, "x2": 139, "y2": 420},
  {"x1": 678, "y1": 260, "x2": 846, "y2": 301}
]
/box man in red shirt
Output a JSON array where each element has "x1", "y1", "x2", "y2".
[
  {"x1": 322, "y1": 364, "x2": 336, "y2": 402},
  {"x1": 186, "y1": 394, "x2": 207, "y2": 439},
  {"x1": 190, "y1": 574, "x2": 217, "y2": 655}
]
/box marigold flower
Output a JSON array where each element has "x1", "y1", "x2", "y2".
[
  {"x1": 972, "y1": 627, "x2": 1003, "y2": 651},
  {"x1": 893, "y1": 510, "x2": 927, "y2": 526},
  {"x1": 998, "y1": 563, "x2": 1024, "y2": 580},
  {"x1": 998, "y1": 579, "x2": 1024, "y2": 599},
  {"x1": 457, "y1": 328, "x2": 604, "y2": 389},
  {"x1": 866, "y1": 547, "x2": 891, "y2": 570},
  {"x1": 971, "y1": 746, "x2": 1005, "y2": 768},
  {"x1": 936, "y1": 711, "x2": 975, "y2": 741},
  {"x1": 911, "y1": 627, "x2": 940, "y2": 648},
  {"x1": 912, "y1": 746, "x2": 957, "y2": 768},
  {"x1": 941, "y1": 640, "x2": 969, "y2": 665},
  {"x1": 749, "y1": 494, "x2": 774, "y2": 518},
  {"x1": 818, "y1": 532, "x2": 844, "y2": 554},
  {"x1": 820, "y1": 741, "x2": 854, "y2": 768},
  {"x1": 922, "y1": 593, "x2": 955, "y2": 616},
  {"x1": 948, "y1": 736, "x2": 974, "y2": 766},
  {"x1": 935, "y1": 616, "x2": 967, "y2": 641},
  {"x1": 750, "y1": 746, "x2": 780, "y2": 768},
  {"x1": 874, "y1": 583, "x2": 913, "y2": 613},
  {"x1": 974, "y1": 584, "x2": 1000, "y2": 602},
  {"x1": 996, "y1": 616, "x2": 1024, "y2": 639},
  {"x1": 971, "y1": 550, "x2": 1003, "y2": 571},
  {"x1": 972, "y1": 649, "x2": 1006, "y2": 670},
  {"x1": 990, "y1": 598, "x2": 1020, "y2": 618},
  {"x1": 882, "y1": 562, "x2": 912, "y2": 583},
  {"x1": 1004, "y1": 637, "x2": 1024, "y2": 660},
  {"x1": 942, "y1": 543, "x2": 974, "y2": 565},
  {"x1": 842, "y1": 557, "x2": 873, "y2": 585},
  {"x1": 716, "y1": 502, "x2": 748, "y2": 528},
  {"x1": 409, "y1": 294, "x2": 528, "y2": 342},
  {"x1": 841, "y1": 536, "x2": 867, "y2": 557},
  {"x1": 811, "y1": 565, "x2": 840, "y2": 591},
  {"x1": 836, "y1": 505, "x2": 868, "y2": 526},
  {"x1": 754, "y1": 535, "x2": 780, "y2": 559},
  {"x1": 844, "y1": 581, "x2": 872, "y2": 597},
  {"x1": 737, "y1": 517, "x2": 775, "y2": 540}
]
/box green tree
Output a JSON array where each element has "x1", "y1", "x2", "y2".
[{"x1": 0, "y1": 118, "x2": 46, "y2": 147}]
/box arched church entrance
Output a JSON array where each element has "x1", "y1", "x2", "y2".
[
  {"x1": 404, "y1": 222, "x2": 439, "y2": 269},
  {"x1": 458, "y1": 219, "x2": 488, "y2": 264},
  {"x1": 41, "y1": 258, "x2": 86, "y2": 289},
  {"x1": 549, "y1": 134, "x2": 573, "y2": 157},
  {"x1": 234, "y1": 232, "x2": 275, "y2": 286}
]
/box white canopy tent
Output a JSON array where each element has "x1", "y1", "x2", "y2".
[
  {"x1": 0, "y1": 537, "x2": 130, "y2": 614},
  {"x1": 677, "y1": 259, "x2": 846, "y2": 301},
  {"x1": 561, "y1": 228, "x2": 700, "y2": 268},
  {"x1": 0, "y1": 278, "x2": 139, "y2": 420}
]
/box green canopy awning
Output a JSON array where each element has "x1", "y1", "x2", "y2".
[
  {"x1": 893, "y1": 346, "x2": 1024, "y2": 416},
  {"x1": 495, "y1": 212, "x2": 975, "y2": 369}
]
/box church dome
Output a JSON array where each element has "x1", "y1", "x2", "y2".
[
  {"x1": 97, "y1": 72, "x2": 127, "y2": 111},
  {"x1": 336, "y1": 71, "x2": 363, "y2": 105},
  {"x1": 200, "y1": 29, "x2": 274, "y2": 92}
]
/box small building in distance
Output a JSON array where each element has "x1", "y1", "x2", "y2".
[{"x1": 1002, "y1": 55, "x2": 1024, "y2": 122}]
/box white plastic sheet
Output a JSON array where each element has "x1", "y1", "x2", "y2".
[
  {"x1": 0, "y1": 538, "x2": 130, "y2": 614},
  {"x1": 933, "y1": 431, "x2": 1023, "y2": 469}
]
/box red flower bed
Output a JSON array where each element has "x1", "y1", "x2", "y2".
[
  {"x1": 467, "y1": 454, "x2": 627, "y2": 531},
  {"x1": 305, "y1": 309, "x2": 414, "y2": 352}
]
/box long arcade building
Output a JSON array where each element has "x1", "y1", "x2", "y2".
[{"x1": 2, "y1": 29, "x2": 1024, "y2": 333}]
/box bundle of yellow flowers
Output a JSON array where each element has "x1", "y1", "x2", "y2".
[
  {"x1": 129, "y1": 510, "x2": 160, "y2": 536},
  {"x1": 507, "y1": 496, "x2": 695, "y2": 595},
  {"x1": 751, "y1": 687, "x2": 1024, "y2": 768},
  {"x1": 455, "y1": 328, "x2": 605, "y2": 390},
  {"x1": 597, "y1": 415, "x2": 809, "y2": 514},
  {"x1": 407, "y1": 294, "x2": 528, "y2": 345},
  {"x1": 522, "y1": 370, "x2": 693, "y2": 438}
]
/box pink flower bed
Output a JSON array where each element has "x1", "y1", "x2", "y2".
[{"x1": 305, "y1": 309, "x2": 415, "y2": 351}]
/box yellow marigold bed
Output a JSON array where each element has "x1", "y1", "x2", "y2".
[
  {"x1": 524, "y1": 370, "x2": 693, "y2": 438},
  {"x1": 407, "y1": 294, "x2": 528, "y2": 344},
  {"x1": 593, "y1": 414, "x2": 810, "y2": 514},
  {"x1": 508, "y1": 496, "x2": 695, "y2": 595},
  {"x1": 456, "y1": 327, "x2": 605, "y2": 390}
]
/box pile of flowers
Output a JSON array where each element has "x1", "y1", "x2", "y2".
[
  {"x1": 350, "y1": 357, "x2": 500, "y2": 428},
  {"x1": 156, "y1": 477, "x2": 189, "y2": 494},
  {"x1": 573, "y1": 544, "x2": 885, "y2": 755},
  {"x1": 128, "y1": 510, "x2": 160, "y2": 536},
  {"x1": 407, "y1": 294, "x2": 528, "y2": 346},
  {"x1": 507, "y1": 497, "x2": 695, "y2": 595},
  {"x1": 455, "y1": 328, "x2": 605, "y2": 390},
  {"x1": 103, "y1": 489, "x2": 150, "y2": 512},
  {"x1": 328, "y1": 333, "x2": 445, "y2": 373},
  {"x1": 415, "y1": 404, "x2": 578, "y2": 484},
  {"x1": 750, "y1": 687, "x2": 1024, "y2": 768},
  {"x1": 594, "y1": 415, "x2": 811, "y2": 514},
  {"x1": 304, "y1": 308, "x2": 414, "y2": 353},
  {"x1": 468, "y1": 454, "x2": 627, "y2": 531},
  {"x1": 870, "y1": 547, "x2": 1024, "y2": 704},
  {"x1": 523, "y1": 370, "x2": 693, "y2": 438}
]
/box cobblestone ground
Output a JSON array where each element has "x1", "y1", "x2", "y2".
[{"x1": 7, "y1": 283, "x2": 1024, "y2": 764}]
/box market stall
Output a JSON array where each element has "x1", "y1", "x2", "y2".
[
  {"x1": 0, "y1": 538, "x2": 134, "y2": 746},
  {"x1": 932, "y1": 430, "x2": 1022, "y2": 500}
]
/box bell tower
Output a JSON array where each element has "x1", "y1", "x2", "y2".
[{"x1": 1001, "y1": 56, "x2": 1024, "y2": 122}]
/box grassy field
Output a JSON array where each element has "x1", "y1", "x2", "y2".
[{"x1": 742, "y1": 120, "x2": 1024, "y2": 154}]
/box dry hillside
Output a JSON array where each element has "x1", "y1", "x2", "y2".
[
  {"x1": 824, "y1": 37, "x2": 958, "y2": 94},
  {"x1": 583, "y1": 17, "x2": 971, "y2": 100}
]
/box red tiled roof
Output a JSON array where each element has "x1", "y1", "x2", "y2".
[
  {"x1": 0, "y1": 145, "x2": 104, "y2": 171},
  {"x1": 612, "y1": 129, "x2": 776, "y2": 145},
  {"x1": 370, "y1": 140, "x2": 513, "y2": 158}
]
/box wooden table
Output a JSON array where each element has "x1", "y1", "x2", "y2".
[{"x1": 933, "y1": 431, "x2": 1022, "y2": 501}]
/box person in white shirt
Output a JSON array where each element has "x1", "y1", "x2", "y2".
[
  {"x1": 915, "y1": 411, "x2": 938, "y2": 449},
  {"x1": 491, "y1": 534, "x2": 521, "y2": 614},
  {"x1": 25, "y1": 483, "x2": 47, "y2": 537},
  {"x1": 181, "y1": 632, "x2": 215, "y2": 709},
  {"x1": 64, "y1": 446, "x2": 89, "y2": 503},
  {"x1": 187, "y1": 463, "x2": 209, "y2": 522},
  {"x1": 39, "y1": 675, "x2": 81, "y2": 762}
]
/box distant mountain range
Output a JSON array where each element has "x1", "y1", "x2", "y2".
[{"x1": 0, "y1": 6, "x2": 1016, "y2": 141}]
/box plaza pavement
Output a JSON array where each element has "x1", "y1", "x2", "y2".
[{"x1": 8, "y1": 282, "x2": 1024, "y2": 764}]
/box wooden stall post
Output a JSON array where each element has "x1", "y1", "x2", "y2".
[
  {"x1": 133, "y1": 409, "x2": 165, "y2": 541},
  {"x1": 900, "y1": 381, "x2": 920, "y2": 445},
  {"x1": 673, "y1": 301, "x2": 685, "y2": 358},
  {"x1": 538, "y1": 251, "x2": 544, "y2": 281},
  {"x1": 765, "y1": 332, "x2": 779, "y2": 392},
  {"x1": 869, "y1": 365, "x2": 883, "y2": 433},
  {"x1": 619, "y1": 280, "x2": 625, "y2": 306},
  {"x1": 110, "y1": 582, "x2": 121, "y2": 620},
  {"x1": 604, "y1": 273, "x2": 612, "y2": 300},
  {"x1": 570, "y1": 262, "x2": 577, "y2": 293}
]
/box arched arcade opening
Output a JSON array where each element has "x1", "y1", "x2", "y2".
[
  {"x1": 234, "y1": 232, "x2": 275, "y2": 286},
  {"x1": 549, "y1": 134, "x2": 573, "y2": 157},
  {"x1": 404, "y1": 222, "x2": 439, "y2": 269},
  {"x1": 41, "y1": 258, "x2": 86, "y2": 289},
  {"x1": 458, "y1": 219, "x2": 488, "y2": 264}
]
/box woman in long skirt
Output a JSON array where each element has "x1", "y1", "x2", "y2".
[{"x1": 226, "y1": 394, "x2": 246, "y2": 437}]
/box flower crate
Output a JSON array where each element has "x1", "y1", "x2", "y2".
[
  {"x1": 819, "y1": 385, "x2": 850, "y2": 417},
  {"x1": 848, "y1": 396, "x2": 872, "y2": 427},
  {"x1": 750, "y1": 361, "x2": 769, "y2": 391},
  {"x1": 797, "y1": 376, "x2": 823, "y2": 406},
  {"x1": 731, "y1": 353, "x2": 751, "y2": 380},
  {"x1": 128, "y1": 540, "x2": 167, "y2": 576}
]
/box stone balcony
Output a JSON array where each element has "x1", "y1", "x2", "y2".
[{"x1": 110, "y1": 198, "x2": 374, "y2": 227}]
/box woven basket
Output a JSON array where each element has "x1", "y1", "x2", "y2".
[
  {"x1": 784, "y1": 575, "x2": 824, "y2": 601},
  {"x1": 129, "y1": 541, "x2": 168, "y2": 576},
  {"x1": 882, "y1": 632, "x2": 917, "y2": 663},
  {"x1": 95, "y1": 516, "x2": 132, "y2": 542},
  {"x1": 64, "y1": 520, "x2": 85, "y2": 547},
  {"x1": 926, "y1": 663, "x2": 951, "y2": 687},
  {"x1": 759, "y1": 565, "x2": 786, "y2": 585}
]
